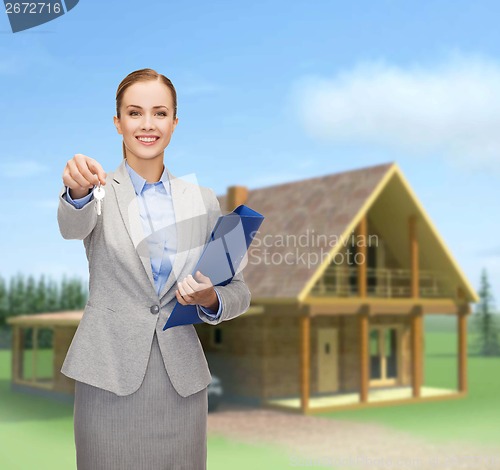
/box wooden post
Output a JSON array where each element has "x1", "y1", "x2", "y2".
[
  {"x1": 32, "y1": 326, "x2": 38, "y2": 383},
  {"x1": 357, "y1": 215, "x2": 367, "y2": 298},
  {"x1": 411, "y1": 307, "x2": 423, "y2": 397},
  {"x1": 458, "y1": 305, "x2": 469, "y2": 393},
  {"x1": 12, "y1": 326, "x2": 24, "y2": 382},
  {"x1": 409, "y1": 215, "x2": 419, "y2": 298},
  {"x1": 359, "y1": 308, "x2": 369, "y2": 402},
  {"x1": 300, "y1": 315, "x2": 310, "y2": 413}
]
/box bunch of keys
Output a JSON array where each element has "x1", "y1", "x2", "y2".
[{"x1": 94, "y1": 181, "x2": 105, "y2": 215}]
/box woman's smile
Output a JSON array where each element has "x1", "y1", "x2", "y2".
[{"x1": 136, "y1": 135, "x2": 160, "y2": 146}]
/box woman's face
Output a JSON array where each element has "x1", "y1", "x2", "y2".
[{"x1": 114, "y1": 80, "x2": 178, "y2": 162}]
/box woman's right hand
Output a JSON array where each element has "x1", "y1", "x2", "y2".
[{"x1": 63, "y1": 154, "x2": 107, "y2": 199}]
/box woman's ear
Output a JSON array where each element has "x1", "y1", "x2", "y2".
[{"x1": 113, "y1": 115, "x2": 122, "y2": 135}]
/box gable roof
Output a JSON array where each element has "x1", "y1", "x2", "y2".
[
  {"x1": 216, "y1": 161, "x2": 479, "y2": 303},
  {"x1": 215, "y1": 162, "x2": 389, "y2": 298}
]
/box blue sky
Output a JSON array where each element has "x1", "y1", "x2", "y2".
[{"x1": 0, "y1": 0, "x2": 499, "y2": 305}]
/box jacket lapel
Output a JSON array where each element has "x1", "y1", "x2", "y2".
[
  {"x1": 111, "y1": 159, "x2": 194, "y2": 301},
  {"x1": 158, "y1": 167, "x2": 194, "y2": 301}
]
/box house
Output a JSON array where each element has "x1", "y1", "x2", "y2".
[
  {"x1": 7, "y1": 162, "x2": 477, "y2": 414},
  {"x1": 195, "y1": 161, "x2": 477, "y2": 413},
  {"x1": 7, "y1": 311, "x2": 82, "y2": 403}
]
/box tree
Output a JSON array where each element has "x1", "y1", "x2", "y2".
[
  {"x1": 472, "y1": 269, "x2": 500, "y2": 356},
  {"x1": 0, "y1": 276, "x2": 8, "y2": 328},
  {"x1": 0, "y1": 273, "x2": 88, "y2": 349}
]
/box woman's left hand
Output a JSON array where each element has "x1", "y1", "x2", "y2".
[{"x1": 176, "y1": 270, "x2": 219, "y2": 311}]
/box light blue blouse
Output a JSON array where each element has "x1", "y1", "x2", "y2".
[{"x1": 63, "y1": 160, "x2": 222, "y2": 318}]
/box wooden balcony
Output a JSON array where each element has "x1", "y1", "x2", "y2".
[{"x1": 310, "y1": 266, "x2": 454, "y2": 299}]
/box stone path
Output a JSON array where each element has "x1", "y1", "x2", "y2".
[{"x1": 208, "y1": 404, "x2": 500, "y2": 470}]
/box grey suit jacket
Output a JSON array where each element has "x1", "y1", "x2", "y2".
[{"x1": 57, "y1": 159, "x2": 251, "y2": 397}]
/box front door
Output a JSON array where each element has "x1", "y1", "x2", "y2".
[
  {"x1": 317, "y1": 328, "x2": 339, "y2": 392},
  {"x1": 369, "y1": 325, "x2": 400, "y2": 386}
]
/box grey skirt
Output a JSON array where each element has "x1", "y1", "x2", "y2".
[{"x1": 73, "y1": 331, "x2": 208, "y2": 470}]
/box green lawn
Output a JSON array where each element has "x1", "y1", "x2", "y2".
[
  {"x1": 1, "y1": 315, "x2": 499, "y2": 469},
  {"x1": 318, "y1": 315, "x2": 500, "y2": 449},
  {"x1": 0, "y1": 350, "x2": 329, "y2": 470}
]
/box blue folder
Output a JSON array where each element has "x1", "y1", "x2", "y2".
[{"x1": 162, "y1": 204, "x2": 264, "y2": 330}]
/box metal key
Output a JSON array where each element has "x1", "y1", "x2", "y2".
[{"x1": 94, "y1": 182, "x2": 105, "y2": 215}]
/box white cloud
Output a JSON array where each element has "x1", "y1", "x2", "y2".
[{"x1": 291, "y1": 52, "x2": 500, "y2": 172}]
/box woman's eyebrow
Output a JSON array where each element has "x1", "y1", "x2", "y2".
[{"x1": 127, "y1": 105, "x2": 169, "y2": 110}]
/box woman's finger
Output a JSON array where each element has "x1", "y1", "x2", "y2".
[
  {"x1": 177, "y1": 280, "x2": 194, "y2": 299},
  {"x1": 67, "y1": 158, "x2": 92, "y2": 189},
  {"x1": 77, "y1": 155, "x2": 107, "y2": 187},
  {"x1": 66, "y1": 155, "x2": 94, "y2": 189},
  {"x1": 63, "y1": 154, "x2": 107, "y2": 190},
  {"x1": 176, "y1": 290, "x2": 187, "y2": 305},
  {"x1": 87, "y1": 158, "x2": 107, "y2": 185},
  {"x1": 184, "y1": 275, "x2": 201, "y2": 292},
  {"x1": 195, "y1": 271, "x2": 212, "y2": 285},
  {"x1": 78, "y1": 160, "x2": 100, "y2": 187}
]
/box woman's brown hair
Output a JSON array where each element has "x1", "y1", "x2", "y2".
[{"x1": 116, "y1": 68, "x2": 178, "y2": 159}]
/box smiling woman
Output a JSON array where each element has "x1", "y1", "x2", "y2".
[
  {"x1": 114, "y1": 69, "x2": 179, "y2": 168},
  {"x1": 57, "y1": 67, "x2": 252, "y2": 470}
]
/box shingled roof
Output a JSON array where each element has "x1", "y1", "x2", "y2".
[{"x1": 215, "y1": 162, "x2": 395, "y2": 299}]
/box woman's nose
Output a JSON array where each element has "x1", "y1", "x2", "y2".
[{"x1": 141, "y1": 115, "x2": 155, "y2": 130}]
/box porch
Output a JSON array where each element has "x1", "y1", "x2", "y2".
[
  {"x1": 264, "y1": 385, "x2": 465, "y2": 414},
  {"x1": 283, "y1": 306, "x2": 470, "y2": 415}
]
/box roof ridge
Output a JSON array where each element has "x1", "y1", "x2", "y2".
[{"x1": 218, "y1": 161, "x2": 396, "y2": 196}]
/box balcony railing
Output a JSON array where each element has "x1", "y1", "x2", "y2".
[{"x1": 310, "y1": 266, "x2": 454, "y2": 299}]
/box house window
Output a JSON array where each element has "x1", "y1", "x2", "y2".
[
  {"x1": 385, "y1": 328, "x2": 398, "y2": 379},
  {"x1": 369, "y1": 325, "x2": 400, "y2": 386},
  {"x1": 370, "y1": 329, "x2": 381, "y2": 379}
]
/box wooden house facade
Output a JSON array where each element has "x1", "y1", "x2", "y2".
[{"x1": 196, "y1": 162, "x2": 477, "y2": 413}]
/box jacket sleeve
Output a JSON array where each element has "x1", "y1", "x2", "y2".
[
  {"x1": 199, "y1": 290, "x2": 223, "y2": 319},
  {"x1": 57, "y1": 184, "x2": 98, "y2": 240},
  {"x1": 196, "y1": 189, "x2": 252, "y2": 325},
  {"x1": 64, "y1": 185, "x2": 95, "y2": 209}
]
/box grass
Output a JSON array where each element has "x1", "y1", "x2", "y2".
[
  {"x1": 1, "y1": 315, "x2": 499, "y2": 468},
  {"x1": 0, "y1": 350, "x2": 330, "y2": 470},
  {"x1": 318, "y1": 315, "x2": 500, "y2": 450}
]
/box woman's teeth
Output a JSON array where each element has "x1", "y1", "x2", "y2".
[{"x1": 137, "y1": 137, "x2": 158, "y2": 142}]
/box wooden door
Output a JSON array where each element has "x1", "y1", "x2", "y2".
[{"x1": 317, "y1": 328, "x2": 339, "y2": 392}]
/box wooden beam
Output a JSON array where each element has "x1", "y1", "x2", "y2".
[
  {"x1": 458, "y1": 311, "x2": 468, "y2": 393},
  {"x1": 359, "y1": 309, "x2": 369, "y2": 402},
  {"x1": 411, "y1": 307, "x2": 423, "y2": 397},
  {"x1": 357, "y1": 215, "x2": 367, "y2": 298},
  {"x1": 32, "y1": 326, "x2": 38, "y2": 383},
  {"x1": 409, "y1": 214, "x2": 419, "y2": 298},
  {"x1": 12, "y1": 326, "x2": 23, "y2": 382},
  {"x1": 305, "y1": 297, "x2": 466, "y2": 316},
  {"x1": 300, "y1": 315, "x2": 310, "y2": 414}
]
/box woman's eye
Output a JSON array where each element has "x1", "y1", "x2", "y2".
[{"x1": 128, "y1": 111, "x2": 166, "y2": 116}]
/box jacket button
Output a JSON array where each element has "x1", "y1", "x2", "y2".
[{"x1": 150, "y1": 304, "x2": 160, "y2": 314}]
